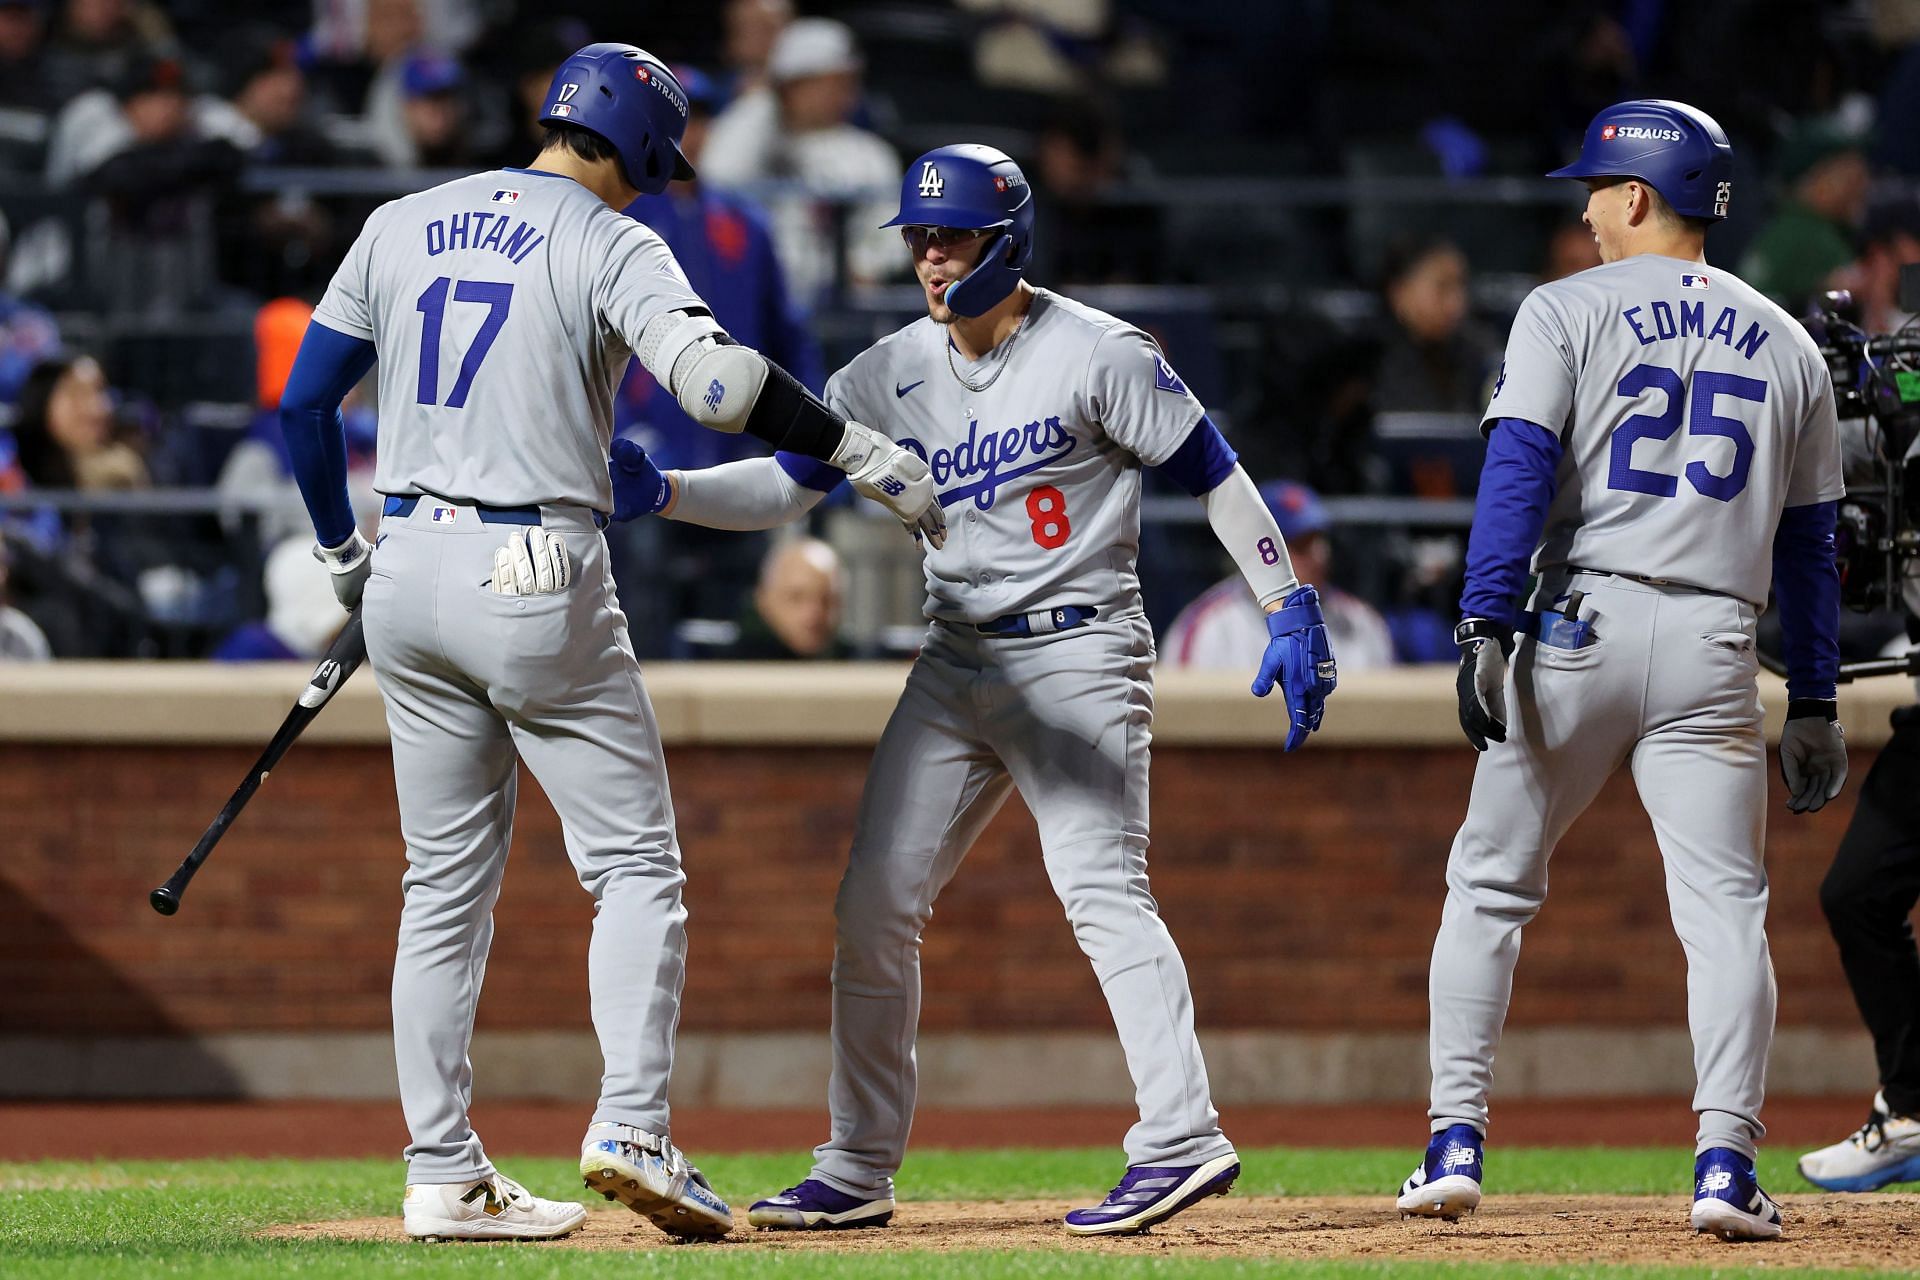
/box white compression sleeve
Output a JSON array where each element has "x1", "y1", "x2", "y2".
[
  {"x1": 665, "y1": 457, "x2": 826, "y2": 531},
  {"x1": 1201, "y1": 465, "x2": 1300, "y2": 609}
]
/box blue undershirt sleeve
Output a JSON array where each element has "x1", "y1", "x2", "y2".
[
  {"x1": 279, "y1": 320, "x2": 377, "y2": 548},
  {"x1": 1154, "y1": 415, "x2": 1239, "y2": 496},
  {"x1": 775, "y1": 449, "x2": 844, "y2": 493},
  {"x1": 1458, "y1": 417, "x2": 1564, "y2": 627},
  {"x1": 1771, "y1": 500, "x2": 1841, "y2": 702}
]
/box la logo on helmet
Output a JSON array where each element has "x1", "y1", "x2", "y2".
[{"x1": 917, "y1": 161, "x2": 944, "y2": 198}]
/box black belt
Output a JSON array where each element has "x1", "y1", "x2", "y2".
[
  {"x1": 974, "y1": 605, "x2": 1097, "y2": 637},
  {"x1": 383, "y1": 494, "x2": 608, "y2": 529}
]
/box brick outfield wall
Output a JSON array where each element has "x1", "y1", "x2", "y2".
[{"x1": 0, "y1": 742, "x2": 1875, "y2": 1040}]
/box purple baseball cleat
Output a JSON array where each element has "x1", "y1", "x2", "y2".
[
  {"x1": 1063, "y1": 1153, "x2": 1240, "y2": 1236},
  {"x1": 746, "y1": 1178, "x2": 894, "y2": 1230}
]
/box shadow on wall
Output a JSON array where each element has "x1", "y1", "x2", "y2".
[{"x1": 0, "y1": 877, "x2": 245, "y2": 1098}]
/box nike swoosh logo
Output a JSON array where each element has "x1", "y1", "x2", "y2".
[{"x1": 896, "y1": 380, "x2": 925, "y2": 398}]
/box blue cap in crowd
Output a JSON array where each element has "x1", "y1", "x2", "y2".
[
  {"x1": 1260, "y1": 480, "x2": 1328, "y2": 542},
  {"x1": 402, "y1": 53, "x2": 465, "y2": 99},
  {"x1": 668, "y1": 64, "x2": 723, "y2": 112}
]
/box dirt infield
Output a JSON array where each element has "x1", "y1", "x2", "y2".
[{"x1": 264, "y1": 1194, "x2": 1920, "y2": 1269}]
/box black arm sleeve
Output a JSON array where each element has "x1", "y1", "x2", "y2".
[{"x1": 742, "y1": 357, "x2": 848, "y2": 460}]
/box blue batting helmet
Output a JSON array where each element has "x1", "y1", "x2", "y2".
[
  {"x1": 1547, "y1": 99, "x2": 1733, "y2": 220},
  {"x1": 538, "y1": 43, "x2": 695, "y2": 196},
  {"x1": 883, "y1": 144, "x2": 1034, "y2": 317}
]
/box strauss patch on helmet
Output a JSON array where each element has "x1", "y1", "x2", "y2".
[{"x1": 1602, "y1": 123, "x2": 1685, "y2": 142}]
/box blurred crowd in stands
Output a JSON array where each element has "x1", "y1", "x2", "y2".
[{"x1": 0, "y1": 0, "x2": 1917, "y2": 661}]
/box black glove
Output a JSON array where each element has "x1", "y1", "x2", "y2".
[{"x1": 1454, "y1": 617, "x2": 1515, "y2": 751}]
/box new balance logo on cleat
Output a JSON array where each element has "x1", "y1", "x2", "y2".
[
  {"x1": 1698, "y1": 1169, "x2": 1733, "y2": 1194},
  {"x1": 458, "y1": 1184, "x2": 507, "y2": 1217},
  {"x1": 1440, "y1": 1146, "x2": 1479, "y2": 1172}
]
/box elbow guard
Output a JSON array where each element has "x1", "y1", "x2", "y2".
[
  {"x1": 634, "y1": 308, "x2": 841, "y2": 455},
  {"x1": 637, "y1": 307, "x2": 767, "y2": 433}
]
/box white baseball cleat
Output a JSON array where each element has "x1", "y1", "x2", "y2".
[
  {"x1": 1797, "y1": 1093, "x2": 1920, "y2": 1192},
  {"x1": 1396, "y1": 1124, "x2": 1484, "y2": 1220},
  {"x1": 403, "y1": 1171, "x2": 587, "y2": 1242},
  {"x1": 581, "y1": 1122, "x2": 733, "y2": 1238}
]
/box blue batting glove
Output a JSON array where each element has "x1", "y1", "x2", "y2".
[
  {"x1": 1253, "y1": 583, "x2": 1339, "y2": 751},
  {"x1": 609, "y1": 437, "x2": 671, "y2": 522}
]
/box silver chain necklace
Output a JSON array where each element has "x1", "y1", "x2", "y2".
[{"x1": 945, "y1": 305, "x2": 1032, "y2": 393}]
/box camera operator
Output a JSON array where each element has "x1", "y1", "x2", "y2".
[{"x1": 1798, "y1": 269, "x2": 1920, "y2": 1192}]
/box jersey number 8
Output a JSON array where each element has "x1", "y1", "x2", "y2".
[
  {"x1": 1608, "y1": 363, "x2": 1765, "y2": 502},
  {"x1": 1027, "y1": 485, "x2": 1071, "y2": 549}
]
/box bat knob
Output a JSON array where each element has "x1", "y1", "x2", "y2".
[{"x1": 150, "y1": 887, "x2": 180, "y2": 916}]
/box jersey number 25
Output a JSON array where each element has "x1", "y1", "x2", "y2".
[{"x1": 1608, "y1": 363, "x2": 1764, "y2": 502}]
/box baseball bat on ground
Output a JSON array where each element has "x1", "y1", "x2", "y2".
[{"x1": 149, "y1": 611, "x2": 369, "y2": 916}]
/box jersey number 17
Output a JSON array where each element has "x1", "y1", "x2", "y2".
[{"x1": 416, "y1": 277, "x2": 514, "y2": 408}]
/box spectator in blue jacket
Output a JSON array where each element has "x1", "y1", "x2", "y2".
[{"x1": 615, "y1": 63, "x2": 823, "y2": 471}]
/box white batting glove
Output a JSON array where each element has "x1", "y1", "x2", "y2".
[
  {"x1": 491, "y1": 528, "x2": 572, "y2": 596},
  {"x1": 1779, "y1": 706, "x2": 1847, "y2": 813},
  {"x1": 312, "y1": 530, "x2": 373, "y2": 611},
  {"x1": 831, "y1": 421, "x2": 946, "y2": 548}
]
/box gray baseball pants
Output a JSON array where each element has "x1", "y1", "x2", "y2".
[
  {"x1": 362, "y1": 500, "x2": 687, "y2": 1183},
  {"x1": 1427, "y1": 570, "x2": 1776, "y2": 1158},
  {"x1": 811, "y1": 615, "x2": 1233, "y2": 1198}
]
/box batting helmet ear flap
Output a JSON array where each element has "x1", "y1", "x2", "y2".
[{"x1": 945, "y1": 229, "x2": 1017, "y2": 317}]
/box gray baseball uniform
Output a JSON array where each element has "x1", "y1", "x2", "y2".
[
  {"x1": 1430, "y1": 255, "x2": 1844, "y2": 1157},
  {"x1": 313, "y1": 168, "x2": 705, "y2": 1183},
  {"x1": 808, "y1": 288, "x2": 1235, "y2": 1197}
]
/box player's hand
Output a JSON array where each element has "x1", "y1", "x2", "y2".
[
  {"x1": 1454, "y1": 617, "x2": 1513, "y2": 751},
  {"x1": 1253, "y1": 583, "x2": 1338, "y2": 752},
  {"x1": 490, "y1": 528, "x2": 572, "y2": 596},
  {"x1": 312, "y1": 530, "x2": 373, "y2": 611},
  {"x1": 609, "y1": 437, "x2": 672, "y2": 522},
  {"x1": 1780, "y1": 702, "x2": 1848, "y2": 813},
  {"x1": 834, "y1": 421, "x2": 946, "y2": 548}
]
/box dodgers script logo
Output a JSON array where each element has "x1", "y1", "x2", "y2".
[{"x1": 901, "y1": 415, "x2": 1076, "y2": 510}]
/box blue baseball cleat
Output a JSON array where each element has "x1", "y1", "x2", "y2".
[
  {"x1": 1063, "y1": 1153, "x2": 1240, "y2": 1236},
  {"x1": 746, "y1": 1178, "x2": 894, "y2": 1230},
  {"x1": 1396, "y1": 1123, "x2": 1484, "y2": 1220},
  {"x1": 1690, "y1": 1147, "x2": 1783, "y2": 1241}
]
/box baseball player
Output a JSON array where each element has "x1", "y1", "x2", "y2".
[
  {"x1": 608, "y1": 143, "x2": 1338, "y2": 1235},
  {"x1": 275, "y1": 45, "x2": 942, "y2": 1243},
  {"x1": 1394, "y1": 100, "x2": 1846, "y2": 1242}
]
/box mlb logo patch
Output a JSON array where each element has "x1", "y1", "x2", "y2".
[
  {"x1": 491, "y1": 189, "x2": 521, "y2": 205},
  {"x1": 1681, "y1": 273, "x2": 1710, "y2": 289},
  {"x1": 1152, "y1": 353, "x2": 1188, "y2": 395},
  {"x1": 431, "y1": 506, "x2": 457, "y2": 524},
  {"x1": 550, "y1": 103, "x2": 573, "y2": 117}
]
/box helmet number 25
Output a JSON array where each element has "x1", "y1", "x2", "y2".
[
  {"x1": 1607, "y1": 363, "x2": 1765, "y2": 502},
  {"x1": 1027, "y1": 485, "x2": 1071, "y2": 549}
]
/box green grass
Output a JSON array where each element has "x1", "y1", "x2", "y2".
[{"x1": 0, "y1": 1149, "x2": 1907, "y2": 1280}]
